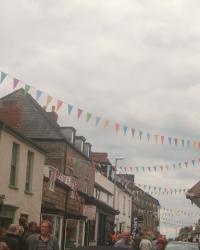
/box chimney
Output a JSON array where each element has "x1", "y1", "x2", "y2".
[
  {"x1": 0, "y1": 100, "x2": 22, "y2": 129},
  {"x1": 75, "y1": 136, "x2": 86, "y2": 152},
  {"x1": 83, "y1": 142, "x2": 92, "y2": 158},
  {"x1": 47, "y1": 106, "x2": 58, "y2": 123},
  {"x1": 60, "y1": 127, "x2": 76, "y2": 144}
]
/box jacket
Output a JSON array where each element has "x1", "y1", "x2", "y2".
[
  {"x1": 0, "y1": 233, "x2": 20, "y2": 250},
  {"x1": 29, "y1": 235, "x2": 59, "y2": 250}
]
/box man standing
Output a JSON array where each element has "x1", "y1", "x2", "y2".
[
  {"x1": 29, "y1": 220, "x2": 59, "y2": 250},
  {"x1": 0, "y1": 224, "x2": 20, "y2": 250},
  {"x1": 114, "y1": 232, "x2": 135, "y2": 249},
  {"x1": 139, "y1": 235, "x2": 152, "y2": 250}
]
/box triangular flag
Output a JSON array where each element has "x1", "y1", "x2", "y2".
[
  {"x1": 123, "y1": 125, "x2": 128, "y2": 135},
  {"x1": 173, "y1": 164, "x2": 176, "y2": 169},
  {"x1": 24, "y1": 84, "x2": 31, "y2": 95},
  {"x1": 160, "y1": 165, "x2": 163, "y2": 171},
  {"x1": 185, "y1": 161, "x2": 188, "y2": 168},
  {"x1": 139, "y1": 130, "x2": 143, "y2": 140},
  {"x1": 104, "y1": 119, "x2": 110, "y2": 128},
  {"x1": 86, "y1": 112, "x2": 92, "y2": 122},
  {"x1": 77, "y1": 109, "x2": 83, "y2": 119},
  {"x1": 147, "y1": 133, "x2": 151, "y2": 141},
  {"x1": 0, "y1": 72, "x2": 7, "y2": 84},
  {"x1": 56, "y1": 100, "x2": 64, "y2": 112},
  {"x1": 95, "y1": 116, "x2": 101, "y2": 126},
  {"x1": 181, "y1": 139, "x2": 185, "y2": 147},
  {"x1": 153, "y1": 166, "x2": 157, "y2": 171},
  {"x1": 165, "y1": 165, "x2": 169, "y2": 170},
  {"x1": 147, "y1": 166, "x2": 151, "y2": 172},
  {"x1": 178, "y1": 163, "x2": 181, "y2": 168},
  {"x1": 192, "y1": 160, "x2": 195, "y2": 166},
  {"x1": 154, "y1": 135, "x2": 158, "y2": 144},
  {"x1": 68, "y1": 104, "x2": 73, "y2": 115},
  {"x1": 193, "y1": 141, "x2": 197, "y2": 148},
  {"x1": 174, "y1": 138, "x2": 178, "y2": 146},
  {"x1": 187, "y1": 140, "x2": 190, "y2": 147},
  {"x1": 131, "y1": 128, "x2": 135, "y2": 138},
  {"x1": 198, "y1": 141, "x2": 200, "y2": 149},
  {"x1": 161, "y1": 135, "x2": 165, "y2": 144},
  {"x1": 115, "y1": 123, "x2": 120, "y2": 133},
  {"x1": 46, "y1": 95, "x2": 53, "y2": 107},
  {"x1": 13, "y1": 78, "x2": 20, "y2": 90},
  {"x1": 168, "y1": 137, "x2": 172, "y2": 145},
  {"x1": 36, "y1": 90, "x2": 43, "y2": 101}
]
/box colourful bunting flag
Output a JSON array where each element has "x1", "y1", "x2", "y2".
[
  {"x1": 161, "y1": 135, "x2": 164, "y2": 144},
  {"x1": 193, "y1": 141, "x2": 197, "y2": 148},
  {"x1": 168, "y1": 137, "x2": 172, "y2": 145},
  {"x1": 24, "y1": 84, "x2": 31, "y2": 95},
  {"x1": 95, "y1": 116, "x2": 101, "y2": 126},
  {"x1": 187, "y1": 140, "x2": 190, "y2": 147},
  {"x1": 131, "y1": 128, "x2": 135, "y2": 138},
  {"x1": 68, "y1": 104, "x2": 73, "y2": 115},
  {"x1": 139, "y1": 130, "x2": 143, "y2": 140},
  {"x1": 192, "y1": 160, "x2": 195, "y2": 166},
  {"x1": 181, "y1": 139, "x2": 185, "y2": 147},
  {"x1": 115, "y1": 123, "x2": 120, "y2": 133},
  {"x1": 77, "y1": 108, "x2": 83, "y2": 119},
  {"x1": 13, "y1": 78, "x2": 20, "y2": 90},
  {"x1": 153, "y1": 166, "x2": 157, "y2": 171},
  {"x1": 123, "y1": 125, "x2": 128, "y2": 135},
  {"x1": 154, "y1": 134, "x2": 158, "y2": 144},
  {"x1": 104, "y1": 119, "x2": 110, "y2": 128},
  {"x1": 46, "y1": 95, "x2": 53, "y2": 107},
  {"x1": 36, "y1": 90, "x2": 43, "y2": 101},
  {"x1": 175, "y1": 138, "x2": 178, "y2": 146},
  {"x1": 86, "y1": 112, "x2": 92, "y2": 122},
  {"x1": 147, "y1": 132, "x2": 151, "y2": 141},
  {"x1": 0, "y1": 72, "x2": 7, "y2": 84},
  {"x1": 184, "y1": 161, "x2": 188, "y2": 168},
  {"x1": 56, "y1": 100, "x2": 64, "y2": 112}
]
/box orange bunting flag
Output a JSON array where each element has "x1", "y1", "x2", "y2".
[
  {"x1": 46, "y1": 95, "x2": 53, "y2": 107},
  {"x1": 193, "y1": 141, "x2": 197, "y2": 148},
  {"x1": 56, "y1": 100, "x2": 64, "y2": 111},
  {"x1": 115, "y1": 123, "x2": 120, "y2": 133}
]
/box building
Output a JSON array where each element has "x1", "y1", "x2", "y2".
[
  {"x1": 132, "y1": 185, "x2": 160, "y2": 234},
  {"x1": 186, "y1": 181, "x2": 200, "y2": 208},
  {"x1": 0, "y1": 89, "x2": 95, "y2": 249},
  {"x1": 114, "y1": 174, "x2": 134, "y2": 233},
  {"x1": 89, "y1": 152, "x2": 119, "y2": 245},
  {"x1": 0, "y1": 121, "x2": 46, "y2": 228}
]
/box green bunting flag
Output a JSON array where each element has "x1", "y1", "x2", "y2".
[
  {"x1": 24, "y1": 84, "x2": 31, "y2": 95},
  {"x1": 86, "y1": 112, "x2": 92, "y2": 122},
  {"x1": 0, "y1": 72, "x2": 7, "y2": 84}
]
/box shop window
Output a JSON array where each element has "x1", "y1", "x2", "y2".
[
  {"x1": 65, "y1": 219, "x2": 79, "y2": 248},
  {"x1": 0, "y1": 205, "x2": 16, "y2": 228},
  {"x1": 10, "y1": 143, "x2": 19, "y2": 187},
  {"x1": 89, "y1": 220, "x2": 95, "y2": 242},
  {"x1": 25, "y1": 151, "x2": 34, "y2": 192},
  {"x1": 123, "y1": 195, "x2": 126, "y2": 215}
]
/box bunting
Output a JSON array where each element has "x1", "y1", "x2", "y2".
[
  {"x1": 0, "y1": 72, "x2": 7, "y2": 84},
  {"x1": 13, "y1": 78, "x2": 20, "y2": 90},
  {"x1": 36, "y1": 90, "x2": 43, "y2": 101},
  {"x1": 56, "y1": 100, "x2": 64, "y2": 112}
]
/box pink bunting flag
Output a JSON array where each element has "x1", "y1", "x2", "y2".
[
  {"x1": 115, "y1": 123, "x2": 120, "y2": 133},
  {"x1": 131, "y1": 128, "x2": 135, "y2": 138},
  {"x1": 77, "y1": 109, "x2": 83, "y2": 119},
  {"x1": 13, "y1": 78, "x2": 20, "y2": 90},
  {"x1": 161, "y1": 135, "x2": 165, "y2": 144},
  {"x1": 56, "y1": 100, "x2": 64, "y2": 111}
]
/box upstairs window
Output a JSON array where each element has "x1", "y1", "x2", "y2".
[
  {"x1": 25, "y1": 151, "x2": 34, "y2": 192},
  {"x1": 10, "y1": 143, "x2": 19, "y2": 187}
]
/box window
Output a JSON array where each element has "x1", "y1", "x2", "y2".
[
  {"x1": 128, "y1": 199, "x2": 131, "y2": 217},
  {"x1": 10, "y1": 143, "x2": 19, "y2": 187},
  {"x1": 25, "y1": 151, "x2": 34, "y2": 192}
]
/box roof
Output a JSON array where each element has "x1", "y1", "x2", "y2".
[
  {"x1": 91, "y1": 152, "x2": 110, "y2": 163},
  {"x1": 0, "y1": 120, "x2": 46, "y2": 154},
  {"x1": 0, "y1": 89, "x2": 91, "y2": 161},
  {"x1": 186, "y1": 181, "x2": 200, "y2": 208}
]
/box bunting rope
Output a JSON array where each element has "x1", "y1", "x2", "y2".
[
  {"x1": 161, "y1": 206, "x2": 200, "y2": 216},
  {"x1": 1, "y1": 70, "x2": 200, "y2": 151}
]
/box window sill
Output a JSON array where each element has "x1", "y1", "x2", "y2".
[
  {"x1": 24, "y1": 190, "x2": 33, "y2": 196},
  {"x1": 9, "y1": 185, "x2": 19, "y2": 190}
]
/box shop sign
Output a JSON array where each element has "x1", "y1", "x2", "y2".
[{"x1": 83, "y1": 205, "x2": 96, "y2": 220}]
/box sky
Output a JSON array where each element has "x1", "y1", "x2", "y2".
[{"x1": 1, "y1": 0, "x2": 200, "y2": 238}]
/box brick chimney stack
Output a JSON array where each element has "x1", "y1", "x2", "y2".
[
  {"x1": 0, "y1": 100, "x2": 22, "y2": 129},
  {"x1": 47, "y1": 106, "x2": 58, "y2": 123}
]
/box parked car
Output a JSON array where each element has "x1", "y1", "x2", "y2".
[{"x1": 165, "y1": 241, "x2": 199, "y2": 250}]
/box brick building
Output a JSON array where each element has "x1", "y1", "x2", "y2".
[{"x1": 0, "y1": 89, "x2": 95, "y2": 249}]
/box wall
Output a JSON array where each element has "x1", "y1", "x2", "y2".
[
  {"x1": 0, "y1": 130, "x2": 45, "y2": 223},
  {"x1": 115, "y1": 185, "x2": 132, "y2": 232}
]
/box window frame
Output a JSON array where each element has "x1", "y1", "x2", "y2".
[{"x1": 9, "y1": 142, "x2": 20, "y2": 188}]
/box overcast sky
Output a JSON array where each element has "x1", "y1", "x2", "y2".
[{"x1": 1, "y1": 0, "x2": 200, "y2": 238}]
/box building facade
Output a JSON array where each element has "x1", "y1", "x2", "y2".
[{"x1": 0, "y1": 121, "x2": 45, "y2": 228}]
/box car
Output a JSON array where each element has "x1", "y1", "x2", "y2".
[{"x1": 165, "y1": 241, "x2": 199, "y2": 250}]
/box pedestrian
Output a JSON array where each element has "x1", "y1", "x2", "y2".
[
  {"x1": 0, "y1": 224, "x2": 20, "y2": 250},
  {"x1": 156, "y1": 238, "x2": 165, "y2": 250},
  {"x1": 24, "y1": 222, "x2": 37, "y2": 240},
  {"x1": 139, "y1": 235, "x2": 152, "y2": 250},
  {"x1": 26, "y1": 226, "x2": 40, "y2": 250},
  {"x1": 0, "y1": 242, "x2": 10, "y2": 250},
  {"x1": 109, "y1": 231, "x2": 117, "y2": 245},
  {"x1": 29, "y1": 220, "x2": 59, "y2": 250},
  {"x1": 114, "y1": 231, "x2": 135, "y2": 249}
]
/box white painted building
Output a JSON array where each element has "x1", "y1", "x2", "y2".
[{"x1": 0, "y1": 121, "x2": 45, "y2": 227}]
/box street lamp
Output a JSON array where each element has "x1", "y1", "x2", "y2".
[{"x1": 113, "y1": 157, "x2": 124, "y2": 209}]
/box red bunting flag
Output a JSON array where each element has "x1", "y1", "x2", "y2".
[
  {"x1": 174, "y1": 138, "x2": 178, "y2": 146},
  {"x1": 77, "y1": 109, "x2": 83, "y2": 119},
  {"x1": 13, "y1": 78, "x2": 20, "y2": 90},
  {"x1": 161, "y1": 135, "x2": 165, "y2": 144},
  {"x1": 131, "y1": 128, "x2": 135, "y2": 138},
  {"x1": 115, "y1": 123, "x2": 120, "y2": 133},
  {"x1": 185, "y1": 161, "x2": 188, "y2": 168},
  {"x1": 56, "y1": 100, "x2": 64, "y2": 111}
]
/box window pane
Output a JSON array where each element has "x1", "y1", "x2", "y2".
[
  {"x1": 25, "y1": 151, "x2": 34, "y2": 191},
  {"x1": 10, "y1": 143, "x2": 19, "y2": 186}
]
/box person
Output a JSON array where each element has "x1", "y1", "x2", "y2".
[
  {"x1": 26, "y1": 226, "x2": 40, "y2": 250},
  {"x1": 151, "y1": 237, "x2": 157, "y2": 250},
  {"x1": 134, "y1": 233, "x2": 142, "y2": 250},
  {"x1": 0, "y1": 242, "x2": 10, "y2": 250},
  {"x1": 24, "y1": 222, "x2": 37, "y2": 240},
  {"x1": 109, "y1": 231, "x2": 117, "y2": 245},
  {"x1": 29, "y1": 220, "x2": 59, "y2": 250},
  {"x1": 0, "y1": 229, "x2": 6, "y2": 237},
  {"x1": 114, "y1": 231, "x2": 135, "y2": 249},
  {"x1": 156, "y1": 238, "x2": 165, "y2": 250},
  {"x1": 0, "y1": 224, "x2": 20, "y2": 250},
  {"x1": 139, "y1": 235, "x2": 152, "y2": 250}
]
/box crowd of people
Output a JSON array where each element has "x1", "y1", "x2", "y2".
[
  {"x1": 0, "y1": 219, "x2": 59, "y2": 250},
  {"x1": 109, "y1": 231, "x2": 167, "y2": 250}
]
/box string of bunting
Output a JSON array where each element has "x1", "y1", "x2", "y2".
[
  {"x1": 117, "y1": 158, "x2": 200, "y2": 174},
  {"x1": 160, "y1": 217, "x2": 195, "y2": 226},
  {"x1": 161, "y1": 212, "x2": 200, "y2": 218},
  {"x1": 1, "y1": 70, "x2": 200, "y2": 150},
  {"x1": 161, "y1": 207, "x2": 200, "y2": 216}
]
